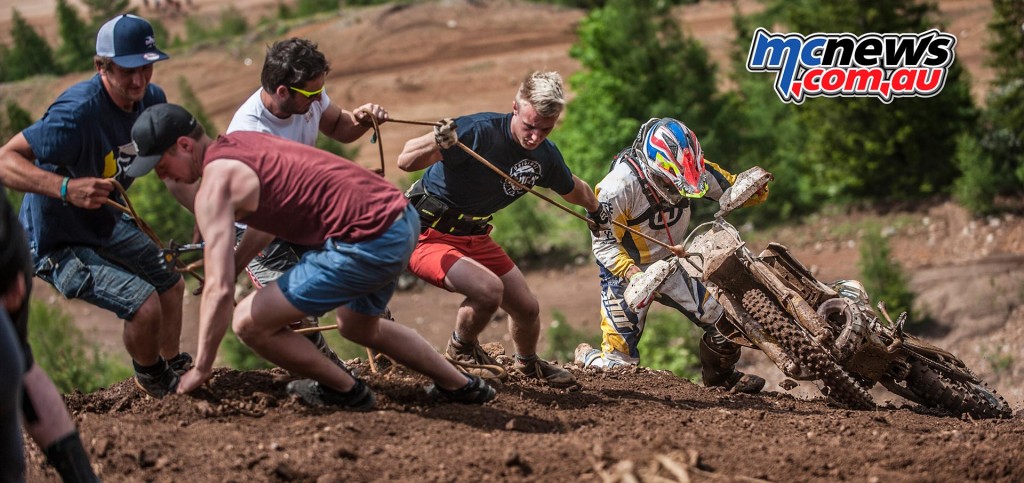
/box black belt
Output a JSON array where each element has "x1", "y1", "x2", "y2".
[{"x1": 405, "y1": 181, "x2": 491, "y2": 236}]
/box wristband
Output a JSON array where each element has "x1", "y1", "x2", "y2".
[{"x1": 59, "y1": 177, "x2": 70, "y2": 204}]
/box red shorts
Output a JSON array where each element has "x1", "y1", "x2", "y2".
[{"x1": 408, "y1": 228, "x2": 515, "y2": 288}]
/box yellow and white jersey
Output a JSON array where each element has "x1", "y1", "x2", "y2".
[{"x1": 590, "y1": 149, "x2": 750, "y2": 278}]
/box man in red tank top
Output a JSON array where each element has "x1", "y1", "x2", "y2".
[{"x1": 126, "y1": 103, "x2": 496, "y2": 408}]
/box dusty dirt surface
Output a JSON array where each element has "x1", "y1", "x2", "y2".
[
  {"x1": 8, "y1": 1, "x2": 1024, "y2": 481},
  {"x1": 23, "y1": 361, "x2": 1024, "y2": 482}
]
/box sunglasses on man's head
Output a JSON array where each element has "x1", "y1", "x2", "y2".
[{"x1": 289, "y1": 84, "x2": 325, "y2": 99}]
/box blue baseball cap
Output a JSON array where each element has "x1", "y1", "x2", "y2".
[{"x1": 95, "y1": 14, "x2": 169, "y2": 68}]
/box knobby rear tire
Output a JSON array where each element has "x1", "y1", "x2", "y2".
[{"x1": 902, "y1": 359, "x2": 1012, "y2": 419}]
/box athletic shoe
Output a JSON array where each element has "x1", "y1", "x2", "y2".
[
  {"x1": 286, "y1": 379, "x2": 376, "y2": 411},
  {"x1": 427, "y1": 374, "x2": 497, "y2": 404},
  {"x1": 134, "y1": 364, "x2": 179, "y2": 398},
  {"x1": 167, "y1": 352, "x2": 193, "y2": 375},
  {"x1": 514, "y1": 354, "x2": 576, "y2": 388}
]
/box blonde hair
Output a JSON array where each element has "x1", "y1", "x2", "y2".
[{"x1": 515, "y1": 71, "x2": 565, "y2": 118}]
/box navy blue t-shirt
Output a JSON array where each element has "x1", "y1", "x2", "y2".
[
  {"x1": 419, "y1": 112, "x2": 575, "y2": 217},
  {"x1": 19, "y1": 74, "x2": 166, "y2": 257}
]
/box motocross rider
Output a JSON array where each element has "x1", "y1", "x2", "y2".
[{"x1": 576, "y1": 117, "x2": 767, "y2": 393}]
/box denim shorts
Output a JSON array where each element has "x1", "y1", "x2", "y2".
[
  {"x1": 32, "y1": 214, "x2": 182, "y2": 320},
  {"x1": 277, "y1": 205, "x2": 419, "y2": 317}
]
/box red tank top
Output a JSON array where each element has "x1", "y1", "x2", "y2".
[{"x1": 205, "y1": 132, "x2": 408, "y2": 244}]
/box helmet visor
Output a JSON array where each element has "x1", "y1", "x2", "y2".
[{"x1": 654, "y1": 151, "x2": 709, "y2": 199}]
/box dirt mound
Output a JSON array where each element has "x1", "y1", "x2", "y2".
[{"x1": 25, "y1": 357, "x2": 1024, "y2": 482}]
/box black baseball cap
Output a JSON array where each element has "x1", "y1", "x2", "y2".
[
  {"x1": 95, "y1": 14, "x2": 169, "y2": 68},
  {"x1": 128, "y1": 103, "x2": 197, "y2": 177}
]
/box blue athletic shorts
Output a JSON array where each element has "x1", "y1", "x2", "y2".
[
  {"x1": 32, "y1": 213, "x2": 183, "y2": 320},
  {"x1": 277, "y1": 205, "x2": 419, "y2": 317}
]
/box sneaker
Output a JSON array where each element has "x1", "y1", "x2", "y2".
[
  {"x1": 134, "y1": 363, "x2": 180, "y2": 398},
  {"x1": 514, "y1": 355, "x2": 576, "y2": 388},
  {"x1": 574, "y1": 343, "x2": 599, "y2": 366},
  {"x1": 445, "y1": 335, "x2": 504, "y2": 379},
  {"x1": 427, "y1": 374, "x2": 497, "y2": 404},
  {"x1": 286, "y1": 379, "x2": 376, "y2": 411},
  {"x1": 167, "y1": 352, "x2": 193, "y2": 375}
]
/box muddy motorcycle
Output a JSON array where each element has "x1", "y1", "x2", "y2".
[{"x1": 629, "y1": 167, "x2": 1012, "y2": 419}]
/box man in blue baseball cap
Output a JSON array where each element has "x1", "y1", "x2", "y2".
[{"x1": 0, "y1": 13, "x2": 190, "y2": 402}]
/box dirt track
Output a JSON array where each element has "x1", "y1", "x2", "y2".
[
  {"x1": 8, "y1": 1, "x2": 1024, "y2": 481},
  {"x1": 28, "y1": 362, "x2": 1024, "y2": 482}
]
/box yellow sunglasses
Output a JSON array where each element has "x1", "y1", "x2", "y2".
[{"x1": 289, "y1": 84, "x2": 325, "y2": 99}]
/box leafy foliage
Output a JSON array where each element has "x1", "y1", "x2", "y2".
[
  {"x1": 316, "y1": 135, "x2": 359, "y2": 159},
  {"x1": 127, "y1": 173, "x2": 195, "y2": 248},
  {"x1": 178, "y1": 76, "x2": 219, "y2": 136},
  {"x1": 184, "y1": 5, "x2": 250, "y2": 43},
  {"x1": 219, "y1": 327, "x2": 274, "y2": 370},
  {"x1": 636, "y1": 308, "x2": 701, "y2": 380},
  {"x1": 555, "y1": 0, "x2": 737, "y2": 187},
  {"x1": 27, "y1": 303, "x2": 132, "y2": 394},
  {"x1": 953, "y1": 0, "x2": 1024, "y2": 214},
  {"x1": 54, "y1": 0, "x2": 94, "y2": 72},
  {"x1": 857, "y1": 226, "x2": 917, "y2": 326},
  {"x1": 1, "y1": 9, "x2": 62, "y2": 82},
  {"x1": 736, "y1": 0, "x2": 977, "y2": 209},
  {"x1": 78, "y1": 0, "x2": 131, "y2": 26},
  {"x1": 294, "y1": 0, "x2": 339, "y2": 17},
  {"x1": 489, "y1": 193, "x2": 587, "y2": 264},
  {"x1": 2, "y1": 101, "x2": 34, "y2": 213},
  {"x1": 543, "y1": 310, "x2": 600, "y2": 365}
]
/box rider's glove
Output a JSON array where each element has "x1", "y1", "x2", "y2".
[
  {"x1": 586, "y1": 203, "x2": 611, "y2": 236},
  {"x1": 434, "y1": 118, "x2": 458, "y2": 150}
]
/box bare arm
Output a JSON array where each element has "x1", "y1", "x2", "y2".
[
  {"x1": 559, "y1": 175, "x2": 600, "y2": 212},
  {"x1": 177, "y1": 161, "x2": 261, "y2": 393},
  {"x1": 397, "y1": 131, "x2": 443, "y2": 172},
  {"x1": 0, "y1": 133, "x2": 113, "y2": 209},
  {"x1": 318, "y1": 103, "x2": 388, "y2": 144}
]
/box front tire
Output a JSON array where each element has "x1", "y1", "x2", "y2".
[{"x1": 742, "y1": 289, "x2": 874, "y2": 410}]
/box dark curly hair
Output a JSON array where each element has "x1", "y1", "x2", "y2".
[{"x1": 260, "y1": 37, "x2": 330, "y2": 93}]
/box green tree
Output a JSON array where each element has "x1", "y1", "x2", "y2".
[
  {"x1": 857, "y1": 227, "x2": 917, "y2": 326},
  {"x1": 3, "y1": 9, "x2": 62, "y2": 81},
  {"x1": 636, "y1": 309, "x2": 701, "y2": 379},
  {"x1": 734, "y1": 0, "x2": 976, "y2": 210},
  {"x1": 79, "y1": 0, "x2": 131, "y2": 26},
  {"x1": 127, "y1": 174, "x2": 195, "y2": 246},
  {"x1": 543, "y1": 310, "x2": 600, "y2": 365},
  {"x1": 28, "y1": 303, "x2": 133, "y2": 393},
  {"x1": 953, "y1": 0, "x2": 1024, "y2": 214},
  {"x1": 1, "y1": 101, "x2": 34, "y2": 212},
  {"x1": 555, "y1": 0, "x2": 738, "y2": 187},
  {"x1": 55, "y1": 0, "x2": 94, "y2": 72},
  {"x1": 178, "y1": 76, "x2": 218, "y2": 136}
]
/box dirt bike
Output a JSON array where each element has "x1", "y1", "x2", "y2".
[{"x1": 628, "y1": 167, "x2": 1012, "y2": 419}]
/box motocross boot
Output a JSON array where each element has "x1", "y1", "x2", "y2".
[{"x1": 699, "y1": 333, "x2": 765, "y2": 394}]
